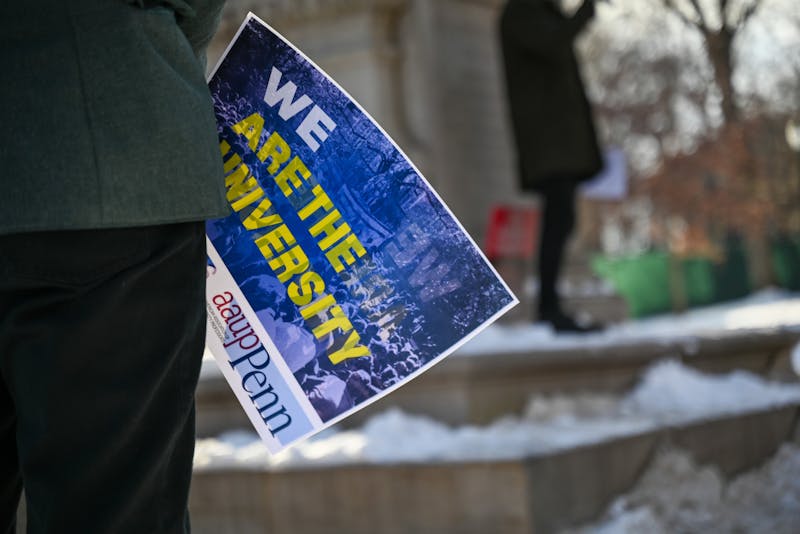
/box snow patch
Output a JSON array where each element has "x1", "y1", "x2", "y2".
[
  {"x1": 792, "y1": 341, "x2": 800, "y2": 377},
  {"x1": 565, "y1": 444, "x2": 800, "y2": 534},
  {"x1": 455, "y1": 290, "x2": 800, "y2": 356},
  {"x1": 194, "y1": 360, "x2": 800, "y2": 470},
  {"x1": 622, "y1": 360, "x2": 800, "y2": 422}
]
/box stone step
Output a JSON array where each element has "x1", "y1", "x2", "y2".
[{"x1": 187, "y1": 403, "x2": 800, "y2": 534}]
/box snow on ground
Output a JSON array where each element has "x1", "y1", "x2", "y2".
[
  {"x1": 527, "y1": 359, "x2": 800, "y2": 425},
  {"x1": 194, "y1": 359, "x2": 800, "y2": 470},
  {"x1": 563, "y1": 443, "x2": 800, "y2": 534},
  {"x1": 456, "y1": 288, "x2": 800, "y2": 356},
  {"x1": 793, "y1": 341, "x2": 800, "y2": 376},
  {"x1": 621, "y1": 360, "x2": 800, "y2": 422},
  {"x1": 193, "y1": 407, "x2": 652, "y2": 471}
]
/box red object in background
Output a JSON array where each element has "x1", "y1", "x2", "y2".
[{"x1": 485, "y1": 204, "x2": 540, "y2": 261}]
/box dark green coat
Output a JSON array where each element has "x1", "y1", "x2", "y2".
[
  {"x1": 0, "y1": 0, "x2": 231, "y2": 234},
  {"x1": 500, "y1": 0, "x2": 602, "y2": 192}
]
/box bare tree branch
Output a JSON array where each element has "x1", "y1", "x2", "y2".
[
  {"x1": 662, "y1": 0, "x2": 701, "y2": 29},
  {"x1": 739, "y1": 0, "x2": 761, "y2": 26},
  {"x1": 687, "y1": 0, "x2": 708, "y2": 29},
  {"x1": 720, "y1": 0, "x2": 730, "y2": 18}
]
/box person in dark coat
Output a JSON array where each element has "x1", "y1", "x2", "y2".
[
  {"x1": 500, "y1": 0, "x2": 603, "y2": 332},
  {"x1": 0, "y1": 1, "x2": 230, "y2": 532}
]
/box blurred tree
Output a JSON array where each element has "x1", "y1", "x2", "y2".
[
  {"x1": 656, "y1": 0, "x2": 799, "y2": 287},
  {"x1": 576, "y1": 0, "x2": 800, "y2": 288},
  {"x1": 659, "y1": 0, "x2": 763, "y2": 124},
  {"x1": 580, "y1": 0, "x2": 800, "y2": 168}
]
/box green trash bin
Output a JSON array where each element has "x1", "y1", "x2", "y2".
[
  {"x1": 592, "y1": 252, "x2": 672, "y2": 318},
  {"x1": 713, "y1": 234, "x2": 751, "y2": 302},
  {"x1": 683, "y1": 257, "x2": 716, "y2": 308},
  {"x1": 772, "y1": 234, "x2": 800, "y2": 291}
]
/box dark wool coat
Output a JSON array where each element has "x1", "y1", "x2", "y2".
[
  {"x1": 0, "y1": 0, "x2": 231, "y2": 234},
  {"x1": 500, "y1": 0, "x2": 603, "y2": 192}
]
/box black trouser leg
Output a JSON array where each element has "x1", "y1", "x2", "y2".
[
  {"x1": 0, "y1": 383, "x2": 21, "y2": 534},
  {"x1": 537, "y1": 181, "x2": 577, "y2": 316},
  {"x1": 0, "y1": 222, "x2": 207, "y2": 534}
]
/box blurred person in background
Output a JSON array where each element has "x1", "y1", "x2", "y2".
[
  {"x1": 0, "y1": 1, "x2": 230, "y2": 532},
  {"x1": 500, "y1": 0, "x2": 603, "y2": 333}
]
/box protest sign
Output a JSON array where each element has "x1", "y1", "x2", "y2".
[
  {"x1": 581, "y1": 147, "x2": 628, "y2": 201},
  {"x1": 205, "y1": 13, "x2": 517, "y2": 453}
]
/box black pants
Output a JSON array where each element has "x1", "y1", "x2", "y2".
[
  {"x1": 0, "y1": 222, "x2": 207, "y2": 534},
  {"x1": 536, "y1": 180, "x2": 577, "y2": 316}
]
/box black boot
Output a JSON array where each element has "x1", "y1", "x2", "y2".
[{"x1": 539, "y1": 309, "x2": 604, "y2": 334}]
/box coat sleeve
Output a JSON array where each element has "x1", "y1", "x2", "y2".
[
  {"x1": 171, "y1": 0, "x2": 226, "y2": 62},
  {"x1": 501, "y1": 0, "x2": 594, "y2": 59},
  {"x1": 124, "y1": 0, "x2": 225, "y2": 65}
]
